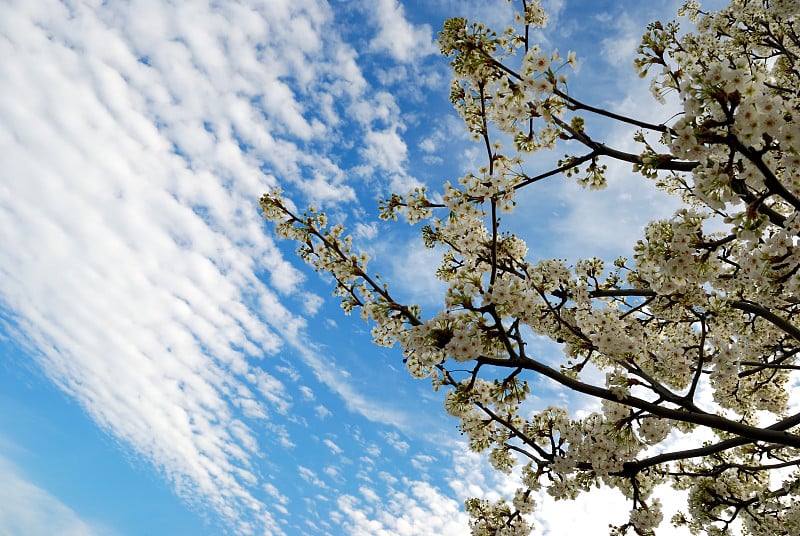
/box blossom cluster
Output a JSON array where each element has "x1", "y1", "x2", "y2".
[{"x1": 263, "y1": 0, "x2": 800, "y2": 534}]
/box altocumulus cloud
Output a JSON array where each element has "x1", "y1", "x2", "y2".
[
  {"x1": 0, "y1": 0, "x2": 440, "y2": 533},
  {"x1": 0, "y1": 454, "x2": 112, "y2": 536}
]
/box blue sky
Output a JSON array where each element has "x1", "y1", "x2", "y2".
[{"x1": 0, "y1": 0, "x2": 724, "y2": 534}]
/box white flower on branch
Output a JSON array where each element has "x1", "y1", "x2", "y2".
[{"x1": 262, "y1": 0, "x2": 800, "y2": 534}]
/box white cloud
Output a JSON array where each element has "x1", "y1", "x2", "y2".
[
  {"x1": 315, "y1": 405, "x2": 333, "y2": 419},
  {"x1": 324, "y1": 464, "x2": 343, "y2": 480},
  {"x1": 384, "y1": 238, "x2": 448, "y2": 307},
  {"x1": 0, "y1": 455, "x2": 113, "y2": 536},
  {"x1": 410, "y1": 453, "x2": 435, "y2": 470},
  {"x1": 600, "y1": 11, "x2": 642, "y2": 66},
  {"x1": 280, "y1": 338, "x2": 413, "y2": 430},
  {"x1": 250, "y1": 369, "x2": 293, "y2": 415},
  {"x1": 362, "y1": 127, "x2": 408, "y2": 173},
  {"x1": 417, "y1": 113, "x2": 468, "y2": 166},
  {"x1": 0, "y1": 0, "x2": 421, "y2": 533},
  {"x1": 367, "y1": 0, "x2": 437, "y2": 63},
  {"x1": 298, "y1": 466, "x2": 329, "y2": 489},
  {"x1": 434, "y1": 0, "x2": 516, "y2": 37},
  {"x1": 418, "y1": 138, "x2": 437, "y2": 154},
  {"x1": 380, "y1": 431, "x2": 410, "y2": 454},
  {"x1": 359, "y1": 485, "x2": 381, "y2": 503},
  {"x1": 349, "y1": 90, "x2": 401, "y2": 126},
  {"x1": 299, "y1": 385, "x2": 316, "y2": 401},
  {"x1": 354, "y1": 222, "x2": 379, "y2": 241},
  {"x1": 336, "y1": 479, "x2": 468, "y2": 536},
  {"x1": 324, "y1": 438, "x2": 344, "y2": 455},
  {"x1": 299, "y1": 292, "x2": 325, "y2": 316}
]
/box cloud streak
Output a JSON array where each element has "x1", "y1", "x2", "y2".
[
  {"x1": 0, "y1": 454, "x2": 113, "y2": 536},
  {"x1": 0, "y1": 0, "x2": 439, "y2": 533}
]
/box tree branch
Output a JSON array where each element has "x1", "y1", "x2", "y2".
[
  {"x1": 552, "y1": 115, "x2": 698, "y2": 172},
  {"x1": 476, "y1": 354, "x2": 800, "y2": 448},
  {"x1": 621, "y1": 409, "x2": 800, "y2": 476},
  {"x1": 731, "y1": 300, "x2": 800, "y2": 343}
]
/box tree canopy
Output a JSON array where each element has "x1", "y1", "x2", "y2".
[{"x1": 261, "y1": 0, "x2": 800, "y2": 534}]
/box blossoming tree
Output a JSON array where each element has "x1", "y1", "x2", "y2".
[{"x1": 261, "y1": 0, "x2": 800, "y2": 534}]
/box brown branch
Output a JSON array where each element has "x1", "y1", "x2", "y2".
[
  {"x1": 480, "y1": 53, "x2": 672, "y2": 133},
  {"x1": 590, "y1": 288, "x2": 657, "y2": 298},
  {"x1": 664, "y1": 458, "x2": 800, "y2": 477},
  {"x1": 734, "y1": 138, "x2": 800, "y2": 211},
  {"x1": 620, "y1": 409, "x2": 800, "y2": 477},
  {"x1": 513, "y1": 152, "x2": 597, "y2": 190},
  {"x1": 552, "y1": 115, "x2": 698, "y2": 172},
  {"x1": 553, "y1": 87, "x2": 670, "y2": 133},
  {"x1": 740, "y1": 360, "x2": 800, "y2": 372},
  {"x1": 731, "y1": 300, "x2": 800, "y2": 343},
  {"x1": 587, "y1": 293, "x2": 800, "y2": 347},
  {"x1": 476, "y1": 353, "x2": 800, "y2": 448}
]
